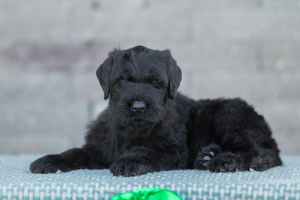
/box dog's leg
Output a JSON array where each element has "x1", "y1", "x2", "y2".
[
  {"x1": 194, "y1": 133, "x2": 258, "y2": 172},
  {"x1": 207, "y1": 148, "x2": 282, "y2": 173},
  {"x1": 110, "y1": 146, "x2": 187, "y2": 177},
  {"x1": 207, "y1": 136, "x2": 281, "y2": 172},
  {"x1": 30, "y1": 148, "x2": 92, "y2": 174},
  {"x1": 196, "y1": 138, "x2": 281, "y2": 172},
  {"x1": 194, "y1": 146, "x2": 253, "y2": 172},
  {"x1": 205, "y1": 134, "x2": 255, "y2": 172}
]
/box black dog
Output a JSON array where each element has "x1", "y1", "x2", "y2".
[{"x1": 30, "y1": 46, "x2": 282, "y2": 176}]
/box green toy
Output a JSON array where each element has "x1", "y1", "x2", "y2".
[{"x1": 110, "y1": 188, "x2": 182, "y2": 200}]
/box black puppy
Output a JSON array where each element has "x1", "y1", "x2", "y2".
[{"x1": 30, "y1": 46, "x2": 282, "y2": 176}]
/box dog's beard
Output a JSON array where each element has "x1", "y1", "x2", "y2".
[{"x1": 113, "y1": 100, "x2": 166, "y2": 129}]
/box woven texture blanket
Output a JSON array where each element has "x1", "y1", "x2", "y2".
[{"x1": 0, "y1": 155, "x2": 299, "y2": 200}]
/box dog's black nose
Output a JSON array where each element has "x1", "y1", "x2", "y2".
[{"x1": 131, "y1": 101, "x2": 146, "y2": 112}]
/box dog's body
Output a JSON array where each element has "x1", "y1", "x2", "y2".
[{"x1": 30, "y1": 46, "x2": 282, "y2": 176}]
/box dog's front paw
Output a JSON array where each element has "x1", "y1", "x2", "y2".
[
  {"x1": 30, "y1": 155, "x2": 70, "y2": 174},
  {"x1": 208, "y1": 153, "x2": 249, "y2": 173},
  {"x1": 110, "y1": 157, "x2": 155, "y2": 177}
]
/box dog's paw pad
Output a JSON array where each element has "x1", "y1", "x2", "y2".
[
  {"x1": 202, "y1": 162, "x2": 210, "y2": 168},
  {"x1": 194, "y1": 151, "x2": 215, "y2": 170},
  {"x1": 203, "y1": 155, "x2": 211, "y2": 161},
  {"x1": 194, "y1": 144, "x2": 222, "y2": 170}
]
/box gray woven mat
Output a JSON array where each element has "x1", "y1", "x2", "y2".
[{"x1": 0, "y1": 155, "x2": 299, "y2": 200}]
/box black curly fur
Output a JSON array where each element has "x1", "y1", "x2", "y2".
[{"x1": 30, "y1": 46, "x2": 282, "y2": 177}]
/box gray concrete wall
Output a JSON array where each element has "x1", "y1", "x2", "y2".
[{"x1": 0, "y1": 0, "x2": 300, "y2": 154}]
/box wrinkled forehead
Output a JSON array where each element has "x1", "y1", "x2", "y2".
[{"x1": 112, "y1": 51, "x2": 169, "y2": 82}]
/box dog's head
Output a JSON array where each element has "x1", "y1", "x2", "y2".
[{"x1": 96, "y1": 46, "x2": 182, "y2": 128}]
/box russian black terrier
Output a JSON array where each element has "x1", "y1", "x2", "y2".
[{"x1": 30, "y1": 46, "x2": 282, "y2": 176}]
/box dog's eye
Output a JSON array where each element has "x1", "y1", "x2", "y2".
[
  {"x1": 151, "y1": 80, "x2": 158, "y2": 86},
  {"x1": 121, "y1": 78, "x2": 128, "y2": 83}
]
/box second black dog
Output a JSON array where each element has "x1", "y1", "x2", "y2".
[{"x1": 30, "y1": 46, "x2": 282, "y2": 176}]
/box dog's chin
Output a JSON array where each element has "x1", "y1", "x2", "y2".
[
  {"x1": 116, "y1": 112, "x2": 161, "y2": 130},
  {"x1": 122, "y1": 117, "x2": 157, "y2": 129},
  {"x1": 114, "y1": 105, "x2": 166, "y2": 130},
  {"x1": 128, "y1": 119, "x2": 154, "y2": 129}
]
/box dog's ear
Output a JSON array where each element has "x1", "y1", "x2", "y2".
[
  {"x1": 96, "y1": 56, "x2": 113, "y2": 100},
  {"x1": 165, "y1": 50, "x2": 182, "y2": 100}
]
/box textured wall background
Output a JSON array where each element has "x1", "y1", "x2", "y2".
[{"x1": 0, "y1": 0, "x2": 300, "y2": 154}]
